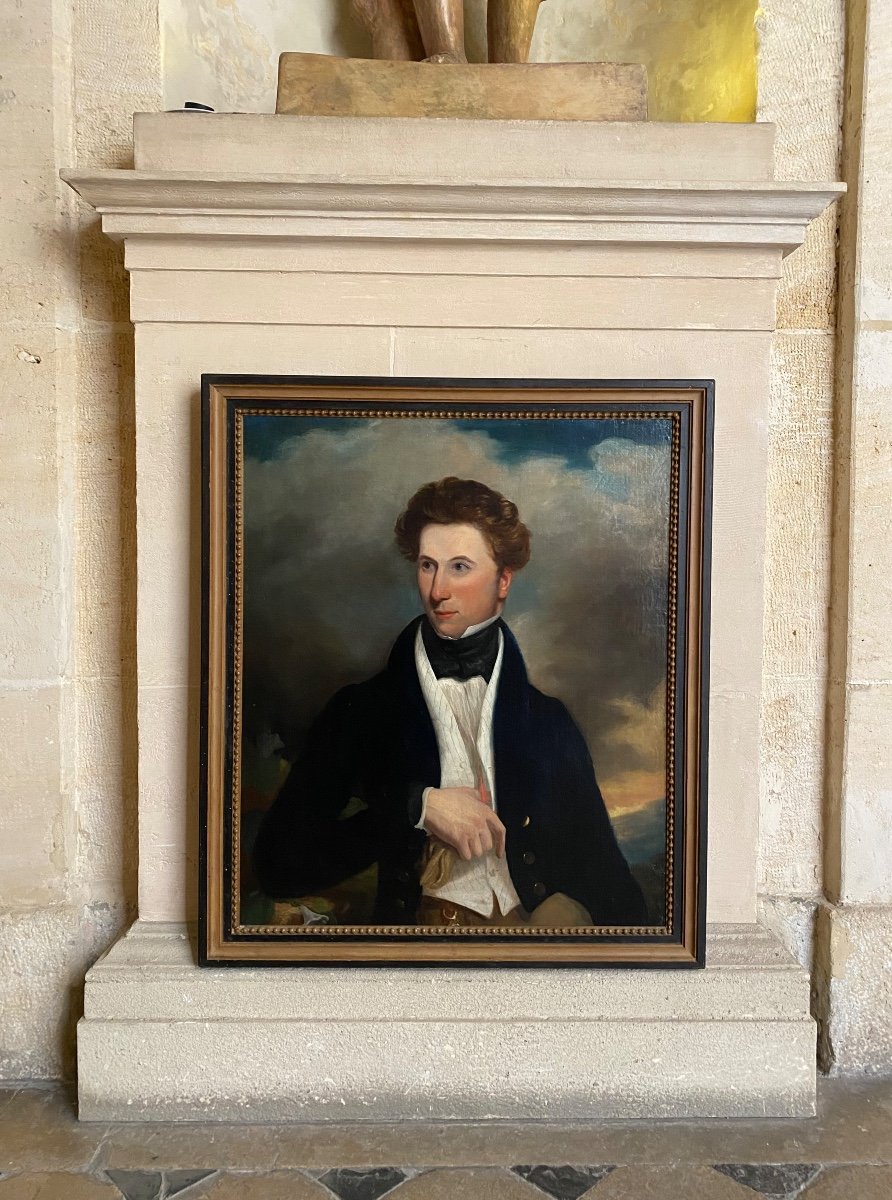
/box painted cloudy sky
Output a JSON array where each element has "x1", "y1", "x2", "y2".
[{"x1": 241, "y1": 411, "x2": 672, "y2": 818}]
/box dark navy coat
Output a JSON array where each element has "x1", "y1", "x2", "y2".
[{"x1": 254, "y1": 617, "x2": 647, "y2": 926}]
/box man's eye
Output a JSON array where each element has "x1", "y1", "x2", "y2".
[
  {"x1": 419, "y1": 560, "x2": 433, "y2": 572},
  {"x1": 452, "y1": 562, "x2": 470, "y2": 573}
]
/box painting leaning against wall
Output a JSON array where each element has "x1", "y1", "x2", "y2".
[{"x1": 200, "y1": 377, "x2": 712, "y2": 966}]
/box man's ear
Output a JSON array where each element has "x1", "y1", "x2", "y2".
[{"x1": 497, "y1": 568, "x2": 514, "y2": 601}]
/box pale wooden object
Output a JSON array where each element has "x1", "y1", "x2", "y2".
[
  {"x1": 351, "y1": 0, "x2": 422, "y2": 61},
  {"x1": 276, "y1": 54, "x2": 647, "y2": 120},
  {"x1": 488, "y1": 0, "x2": 545, "y2": 63}
]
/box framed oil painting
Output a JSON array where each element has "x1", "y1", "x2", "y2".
[{"x1": 200, "y1": 377, "x2": 712, "y2": 966}]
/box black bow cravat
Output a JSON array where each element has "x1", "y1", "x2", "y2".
[{"x1": 421, "y1": 618, "x2": 500, "y2": 682}]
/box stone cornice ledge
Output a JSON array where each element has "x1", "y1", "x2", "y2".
[{"x1": 62, "y1": 170, "x2": 843, "y2": 254}]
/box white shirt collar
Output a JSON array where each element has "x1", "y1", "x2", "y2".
[{"x1": 432, "y1": 612, "x2": 501, "y2": 642}]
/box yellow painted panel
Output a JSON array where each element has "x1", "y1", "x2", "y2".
[{"x1": 528, "y1": 0, "x2": 758, "y2": 122}]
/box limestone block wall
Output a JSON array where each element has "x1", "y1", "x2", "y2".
[
  {"x1": 0, "y1": 0, "x2": 161, "y2": 1078},
  {"x1": 821, "y1": 0, "x2": 892, "y2": 1072},
  {"x1": 1, "y1": 0, "x2": 887, "y2": 1082},
  {"x1": 756, "y1": 1, "x2": 843, "y2": 957}
]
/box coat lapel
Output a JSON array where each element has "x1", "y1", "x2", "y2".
[
  {"x1": 387, "y1": 617, "x2": 440, "y2": 789},
  {"x1": 492, "y1": 622, "x2": 537, "y2": 828}
]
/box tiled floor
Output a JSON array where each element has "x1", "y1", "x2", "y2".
[{"x1": 1, "y1": 1079, "x2": 891, "y2": 1199}]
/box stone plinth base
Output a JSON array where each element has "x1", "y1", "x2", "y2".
[
  {"x1": 818, "y1": 903, "x2": 892, "y2": 1073},
  {"x1": 77, "y1": 921, "x2": 815, "y2": 1121}
]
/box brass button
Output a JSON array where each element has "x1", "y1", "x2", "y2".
[
  {"x1": 522, "y1": 816, "x2": 531, "y2": 828},
  {"x1": 394, "y1": 898, "x2": 406, "y2": 911},
  {"x1": 523, "y1": 851, "x2": 536, "y2": 866},
  {"x1": 532, "y1": 882, "x2": 546, "y2": 898},
  {"x1": 397, "y1": 870, "x2": 410, "y2": 884}
]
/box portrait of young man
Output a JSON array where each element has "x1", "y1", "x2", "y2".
[{"x1": 253, "y1": 476, "x2": 647, "y2": 929}]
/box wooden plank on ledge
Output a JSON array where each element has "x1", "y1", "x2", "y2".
[{"x1": 276, "y1": 53, "x2": 648, "y2": 122}]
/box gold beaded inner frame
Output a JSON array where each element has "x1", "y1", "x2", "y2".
[{"x1": 200, "y1": 379, "x2": 711, "y2": 966}]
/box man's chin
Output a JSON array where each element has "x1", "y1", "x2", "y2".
[{"x1": 427, "y1": 612, "x2": 467, "y2": 638}]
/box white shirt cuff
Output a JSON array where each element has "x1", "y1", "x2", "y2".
[{"x1": 416, "y1": 786, "x2": 434, "y2": 830}]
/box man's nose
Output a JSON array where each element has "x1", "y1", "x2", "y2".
[{"x1": 430, "y1": 569, "x2": 451, "y2": 601}]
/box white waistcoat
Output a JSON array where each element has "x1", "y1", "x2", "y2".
[{"x1": 414, "y1": 626, "x2": 522, "y2": 917}]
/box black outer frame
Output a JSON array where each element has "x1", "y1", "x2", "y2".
[{"x1": 199, "y1": 375, "x2": 713, "y2": 969}]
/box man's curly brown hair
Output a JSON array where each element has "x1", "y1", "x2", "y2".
[{"x1": 394, "y1": 477, "x2": 531, "y2": 572}]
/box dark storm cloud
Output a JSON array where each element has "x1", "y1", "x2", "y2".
[{"x1": 241, "y1": 420, "x2": 670, "y2": 799}]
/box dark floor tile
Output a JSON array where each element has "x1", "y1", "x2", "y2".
[
  {"x1": 104, "y1": 1169, "x2": 163, "y2": 1200},
  {"x1": 164, "y1": 1171, "x2": 217, "y2": 1198},
  {"x1": 512, "y1": 1165, "x2": 615, "y2": 1199},
  {"x1": 317, "y1": 1168, "x2": 408, "y2": 1200},
  {"x1": 713, "y1": 1165, "x2": 822, "y2": 1198},
  {"x1": 203, "y1": 1173, "x2": 331, "y2": 1198}
]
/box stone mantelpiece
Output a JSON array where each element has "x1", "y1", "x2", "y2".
[{"x1": 64, "y1": 115, "x2": 841, "y2": 1121}]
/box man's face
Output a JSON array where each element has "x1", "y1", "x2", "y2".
[{"x1": 417, "y1": 522, "x2": 513, "y2": 639}]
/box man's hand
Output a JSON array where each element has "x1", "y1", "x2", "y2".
[{"x1": 423, "y1": 787, "x2": 506, "y2": 861}]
